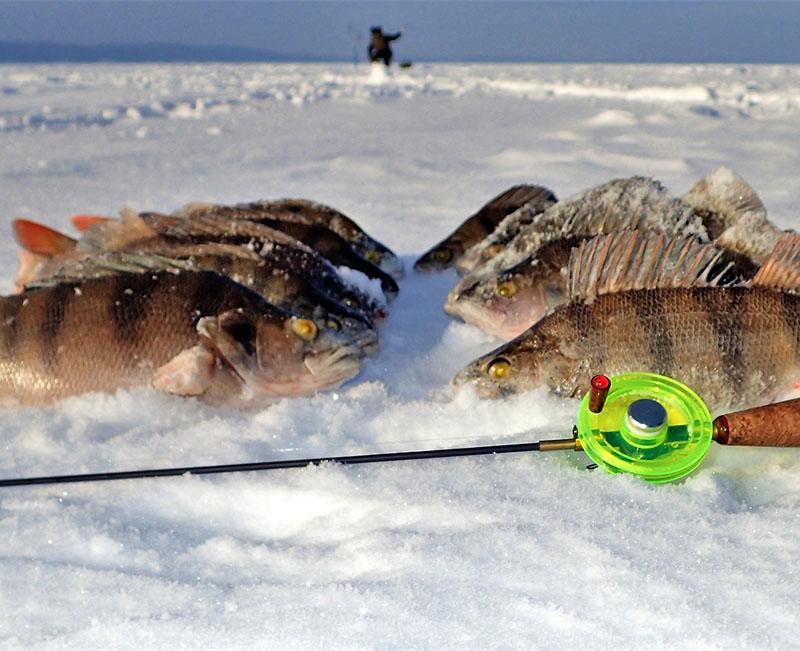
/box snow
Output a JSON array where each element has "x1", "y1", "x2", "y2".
[{"x1": 1, "y1": 62, "x2": 800, "y2": 647}]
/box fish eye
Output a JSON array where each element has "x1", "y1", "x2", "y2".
[
  {"x1": 495, "y1": 281, "x2": 516, "y2": 298},
  {"x1": 291, "y1": 318, "x2": 318, "y2": 341},
  {"x1": 434, "y1": 248, "x2": 452, "y2": 262},
  {"x1": 487, "y1": 243, "x2": 503, "y2": 257},
  {"x1": 487, "y1": 357, "x2": 511, "y2": 380},
  {"x1": 325, "y1": 317, "x2": 341, "y2": 331},
  {"x1": 342, "y1": 293, "x2": 362, "y2": 310},
  {"x1": 366, "y1": 250, "x2": 381, "y2": 264}
]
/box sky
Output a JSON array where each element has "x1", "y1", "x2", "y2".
[{"x1": 1, "y1": 1, "x2": 799, "y2": 63}]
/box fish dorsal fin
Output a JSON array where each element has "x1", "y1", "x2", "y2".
[
  {"x1": 77, "y1": 207, "x2": 158, "y2": 252},
  {"x1": 12, "y1": 219, "x2": 76, "y2": 256},
  {"x1": 682, "y1": 166, "x2": 766, "y2": 239},
  {"x1": 567, "y1": 230, "x2": 729, "y2": 303},
  {"x1": 751, "y1": 233, "x2": 800, "y2": 291},
  {"x1": 70, "y1": 214, "x2": 112, "y2": 232}
]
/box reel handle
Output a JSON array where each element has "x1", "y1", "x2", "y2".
[{"x1": 714, "y1": 398, "x2": 800, "y2": 447}]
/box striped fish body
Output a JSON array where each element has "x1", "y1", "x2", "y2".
[
  {"x1": 0, "y1": 271, "x2": 257, "y2": 404},
  {"x1": 0, "y1": 271, "x2": 362, "y2": 406},
  {"x1": 177, "y1": 199, "x2": 403, "y2": 279},
  {"x1": 447, "y1": 234, "x2": 760, "y2": 341},
  {"x1": 22, "y1": 223, "x2": 386, "y2": 323},
  {"x1": 454, "y1": 287, "x2": 800, "y2": 411},
  {"x1": 415, "y1": 185, "x2": 557, "y2": 273}
]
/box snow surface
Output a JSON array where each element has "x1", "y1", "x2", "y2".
[{"x1": 1, "y1": 63, "x2": 800, "y2": 648}]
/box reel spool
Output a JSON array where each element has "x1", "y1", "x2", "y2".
[{"x1": 576, "y1": 372, "x2": 713, "y2": 483}]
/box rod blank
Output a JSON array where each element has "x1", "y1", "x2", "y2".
[{"x1": 0, "y1": 441, "x2": 545, "y2": 488}]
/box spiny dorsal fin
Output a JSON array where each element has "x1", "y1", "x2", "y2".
[
  {"x1": 751, "y1": 233, "x2": 800, "y2": 291},
  {"x1": 12, "y1": 219, "x2": 76, "y2": 256},
  {"x1": 567, "y1": 230, "x2": 730, "y2": 303},
  {"x1": 77, "y1": 207, "x2": 158, "y2": 252},
  {"x1": 70, "y1": 214, "x2": 112, "y2": 232}
]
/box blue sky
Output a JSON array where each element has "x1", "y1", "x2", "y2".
[{"x1": 2, "y1": 1, "x2": 799, "y2": 63}]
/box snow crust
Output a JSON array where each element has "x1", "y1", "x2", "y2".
[{"x1": 1, "y1": 62, "x2": 800, "y2": 648}]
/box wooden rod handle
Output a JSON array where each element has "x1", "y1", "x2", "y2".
[{"x1": 713, "y1": 398, "x2": 800, "y2": 447}]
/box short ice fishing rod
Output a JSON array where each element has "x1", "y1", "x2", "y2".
[{"x1": 2, "y1": 372, "x2": 800, "y2": 488}]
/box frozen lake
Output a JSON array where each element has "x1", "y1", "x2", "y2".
[{"x1": 1, "y1": 63, "x2": 799, "y2": 648}]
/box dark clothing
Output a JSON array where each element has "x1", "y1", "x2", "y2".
[{"x1": 368, "y1": 30, "x2": 401, "y2": 66}]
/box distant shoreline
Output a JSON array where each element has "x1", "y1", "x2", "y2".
[{"x1": 1, "y1": 42, "x2": 799, "y2": 65}]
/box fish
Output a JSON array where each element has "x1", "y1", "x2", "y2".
[
  {"x1": 453, "y1": 231, "x2": 800, "y2": 411},
  {"x1": 171, "y1": 198, "x2": 404, "y2": 279},
  {"x1": 131, "y1": 211, "x2": 400, "y2": 299},
  {"x1": 0, "y1": 270, "x2": 367, "y2": 406},
  {"x1": 34, "y1": 243, "x2": 380, "y2": 356},
  {"x1": 13, "y1": 216, "x2": 387, "y2": 323},
  {"x1": 69, "y1": 207, "x2": 400, "y2": 298},
  {"x1": 454, "y1": 177, "x2": 706, "y2": 282},
  {"x1": 446, "y1": 169, "x2": 775, "y2": 340},
  {"x1": 681, "y1": 166, "x2": 784, "y2": 264},
  {"x1": 446, "y1": 230, "x2": 762, "y2": 342},
  {"x1": 445, "y1": 235, "x2": 591, "y2": 339},
  {"x1": 414, "y1": 185, "x2": 556, "y2": 273}
]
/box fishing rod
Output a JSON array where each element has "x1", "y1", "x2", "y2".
[{"x1": 2, "y1": 372, "x2": 800, "y2": 488}]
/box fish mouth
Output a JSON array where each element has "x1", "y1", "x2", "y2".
[
  {"x1": 303, "y1": 344, "x2": 363, "y2": 387},
  {"x1": 445, "y1": 290, "x2": 517, "y2": 339},
  {"x1": 451, "y1": 364, "x2": 504, "y2": 399},
  {"x1": 413, "y1": 255, "x2": 446, "y2": 273},
  {"x1": 346, "y1": 327, "x2": 380, "y2": 357}
]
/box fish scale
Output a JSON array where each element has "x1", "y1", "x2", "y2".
[
  {"x1": 0, "y1": 270, "x2": 363, "y2": 406},
  {"x1": 455, "y1": 287, "x2": 800, "y2": 411}
]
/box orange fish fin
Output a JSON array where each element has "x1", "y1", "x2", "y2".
[
  {"x1": 152, "y1": 345, "x2": 217, "y2": 396},
  {"x1": 567, "y1": 230, "x2": 729, "y2": 303},
  {"x1": 751, "y1": 233, "x2": 800, "y2": 291},
  {"x1": 12, "y1": 219, "x2": 77, "y2": 256},
  {"x1": 71, "y1": 214, "x2": 112, "y2": 231}
]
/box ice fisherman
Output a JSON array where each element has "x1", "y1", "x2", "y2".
[{"x1": 368, "y1": 26, "x2": 401, "y2": 66}]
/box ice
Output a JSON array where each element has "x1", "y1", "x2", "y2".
[{"x1": 1, "y1": 62, "x2": 799, "y2": 647}]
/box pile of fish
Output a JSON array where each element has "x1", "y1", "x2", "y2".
[
  {"x1": 3, "y1": 199, "x2": 401, "y2": 406},
  {"x1": 418, "y1": 168, "x2": 800, "y2": 410}
]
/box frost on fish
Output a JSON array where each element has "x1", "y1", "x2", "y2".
[
  {"x1": 453, "y1": 232, "x2": 800, "y2": 412},
  {"x1": 460, "y1": 177, "x2": 707, "y2": 283},
  {"x1": 682, "y1": 166, "x2": 784, "y2": 264},
  {"x1": 415, "y1": 185, "x2": 556, "y2": 273},
  {"x1": 14, "y1": 217, "x2": 386, "y2": 326},
  {"x1": 454, "y1": 187, "x2": 558, "y2": 275},
  {"x1": 176, "y1": 198, "x2": 404, "y2": 279}
]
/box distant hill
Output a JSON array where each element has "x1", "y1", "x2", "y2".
[{"x1": 0, "y1": 41, "x2": 341, "y2": 63}]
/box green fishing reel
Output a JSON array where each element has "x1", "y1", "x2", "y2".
[{"x1": 575, "y1": 372, "x2": 714, "y2": 483}]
